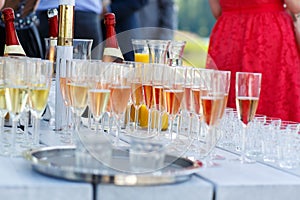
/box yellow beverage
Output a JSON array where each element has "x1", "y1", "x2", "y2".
[
  {"x1": 29, "y1": 87, "x2": 50, "y2": 115},
  {"x1": 134, "y1": 53, "x2": 149, "y2": 63},
  {"x1": 138, "y1": 105, "x2": 168, "y2": 131}
]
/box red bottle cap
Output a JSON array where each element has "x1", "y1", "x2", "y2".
[{"x1": 2, "y1": 7, "x2": 15, "y2": 22}]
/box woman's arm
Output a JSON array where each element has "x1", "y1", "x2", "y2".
[
  {"x1": 285, "y1": 0, "x2": 300, "y2": 14},
  {"x1": 209, "y1": 0, "x2": 221, "y2": 19}
]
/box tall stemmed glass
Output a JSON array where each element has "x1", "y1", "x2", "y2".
[
  {"x1": 152, "y1": 63, "x2": 168, "y2": 135},
  {"x1": 129, "y1": 62, "x2": 144, "y2": 134},
  {"x1": 198, "y1": 70, "x2": 225, "y2": 163},
  {"x1": 4, "y1": 57, "x2": 30, "y2": 156},
  {"x1": 142, "y1": 63, "x2": 154, "y2": 135},
  {"x1": 87, "y1": 61, "x2": 111, "y2": 134},
  {"x1": 67, "y1": 59, "x2": 90, "y2": 144},
  {"x1": 28, "y1": 59, "x2": 53, "y2": 147},
  {"x1": 109, "y1": 63, "x2": 132, "y2": 146},
  {"x1": 0, "y1": 58, "x2": 8, "y2": 155},
  {"x1": 163, "y1": 66, "x2": 185, "y2": 141},
  {"x1": 235, "y1": 72, "x2": 262, "y2": 163}
]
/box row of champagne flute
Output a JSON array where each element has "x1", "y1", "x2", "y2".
[
  {"x1": 0, "y1": 56, "x2": 53, "y2": 157},
  {"x1": 57, "y1": 59, "x2": 235, "y2": 162}
]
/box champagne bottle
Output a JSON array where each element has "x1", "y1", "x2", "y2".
[
  {"x1": 1, "y1": 7, "x2": 26, "y2": 56},
  {"x1": 102, "y1": 13, "x2": 124, "y2": 62},
  {"x1": 45, "y1": 8, "x2": 58, "y2": 63}
]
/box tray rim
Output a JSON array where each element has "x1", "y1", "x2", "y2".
[{"x1": 23, "y1": 145, "x2": 202, "y2": 186}]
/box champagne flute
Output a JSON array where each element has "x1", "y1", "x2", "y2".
[
  {"x1": 152, "y1": 63, "x2": 168, "y2": 135},
  {"x1": 4, "y1": 57, "x2": 30, "y2": 156},
  {"x1": 142, "y1": 63, "x2": 154, "y2": 135},
  {"x1": 58, "y1": 58, "x2": 74, "y2": 143},
  {"x1": 198, "y1": 70, "x2": 225, "y2": 165},
  {"x1": 87, "y1": 61, "x2": 111, "y2": 134},
  {"x1": 235, "y1": 72, "x2": 262, "y2": 163},
  {"x1": 67, "y1": 59, "x2": 90, "y2": 145},
  {"x1": 0, "y1": 58, "x2": 8, "y2": 155},
  {"x1": 163, "y1": 66, "x2": 185, "y2": 141},
  {"x1": 129, "y1": 62, "x2": 144, "y2": 134},
  {"x1": 109, "y1": 63, "x2": 132, "y2": 146},
  {"x1": 28, "y1": 59, "x2": 53, "y2": 147}
]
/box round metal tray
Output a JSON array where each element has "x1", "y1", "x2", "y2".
[{"x1": 24, "y1": 146, "x2": 202, "y2": 186}]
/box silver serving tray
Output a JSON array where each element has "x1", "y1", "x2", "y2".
[{"x1": 23, "y1": 146, "x2": 202, "y2": 186}]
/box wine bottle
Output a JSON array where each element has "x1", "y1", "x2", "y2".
[
  {"x1": 45, "y1": 8, "x2": 58, "y2": 63},
  {"x1": 102, "y1": 13, "x2": 124, "y2": 62},
  {"x1": 1, "y1": 7, "x2": 26, "y2": 56}
]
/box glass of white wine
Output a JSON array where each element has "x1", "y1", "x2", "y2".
[
  {"x1": 28, "y1": 59, "x2": 53, "y2": 147},
  {"x1": 87, "y1": 61, "x2": 111, "y2": 134},
  {"x1": 4, "y1": 57, "x2": 30, "y2": 156},
  {"x1": 235, "y1": 72, "x2": 262, "y2": 163},
  {"x1": 0, "y1": 58, "x2": 8, "y2": 155},
  {"x1": 67, "y1": 59, "x2": 90, "y2": 139}
]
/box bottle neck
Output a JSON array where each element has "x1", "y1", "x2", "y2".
[
  {"x1": 105, "y1": 24, "x2": 119, "y2": 49},
  {"x1": 48, "y1": 16, "x2": 58, "y2": 38},
  {"x1": 5, "y1": 20, "x2": 19, "y2": 46}
]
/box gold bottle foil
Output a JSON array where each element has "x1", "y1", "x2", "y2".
[{"x1": 58, "y1": 5, "x2": 74, "y2": 46}]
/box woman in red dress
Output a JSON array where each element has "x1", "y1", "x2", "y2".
[{"x1": 207, "y1": 0, "x2": 300, "y2": 122}]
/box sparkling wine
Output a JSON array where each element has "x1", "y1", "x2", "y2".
[
  {"x1": 109, "y1": 86, "x2": 131, "y2": 115},
  {"x1": 131, "y1": 82, "x2": 143, "y2": 107},
  {"x1": 102, "y1": 13, "x2": 124, "y2": 63},
  {"x1": 29, "y1": 88, "x2": 50, "y2": 116},
  {"x1": 69, "y1": 83, "x2": 88, "y2": 114},
  {"x1": 236, "y1": 96, "x2": 259, "y2": 125},
  {"x1": 219, "y1": 94, "x2": 229, "y2": 119},
  {"x1": 143, "y1": 84, "x2": 153, "y2": 108},
  {"x1": 60, "y1": 77, "x2": 71, "y2": 106},
  {"x1": 88, "y1": 89, "x2": 110, "y2": 120},
  {"x1": 5, "y1": 86, "x2": 29, "y2": 117},
  {"x1": 183, "y1": 86, "x2": 192, "y2": 112},
  {"x1": 153, "y1": 85, "x2": 164, "y2": 111},
  {"x1": 201, "y1": 96, "x2": 223, "y2": 126},
  {"x1": 0, "y1": 87, "x2": 7, "y2": 116},
  {"x1": 164, "y1": 89, "x2": 184, "y2": 115},
  {"x1": 191, "y1": 88, "x2": 201, "y2": 115},
  {"x1": 2, "y1": 8, "x2": 26, "y2": 56}
]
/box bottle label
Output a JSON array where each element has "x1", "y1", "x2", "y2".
[
  {"x1": 4, "y1": 45, "x2": 26, "y2": 56},
  {"x1": 103, "y1": 47, "x2": 124, "y2": 59}
]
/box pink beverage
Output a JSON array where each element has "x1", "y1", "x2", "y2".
[
  {"x1": 164, "y1": 89, "x2": 184, "y2": 115},
  {"x1": 109, "y1": 86, "x2": 131, "y2": 115},
  {"x1": 219, "y1": 94, "x2": 229, "y2": 119},
  {"x1": 183, "y1": 86, "x2": 192, "y2": 112},
  {"x1": 143, "y1": 84, "x2": 153, "y2": 108},
  {"x1": 153, "y1": 85, "x2": 164, "y2": 111},
  {"x1": 60, "y1": 77, "x2": 71, "y2": 106},
  {"x1": 88, "y1": 89, "x2": 110, "y2": 120},
  {"x1": 201, "y1": 96, "x2": 223, "y2": 126},
  {"x1": 131, "y1": 81, "x2": 143, "y2": 107},
  {"x1": 236, "y1": 96, "x2": 259, "y2": 125},
  {"x1": 192, "y1": 88, "x2": 201, "y2": 115}
]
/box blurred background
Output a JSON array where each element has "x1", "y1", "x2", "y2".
[{"x1": 174, "y1": 0, "x2": 215, "y2": 68}]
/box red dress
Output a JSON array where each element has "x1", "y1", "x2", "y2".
[{"x1": 207, "y1": 0, "x2": 300, "y2": 122}]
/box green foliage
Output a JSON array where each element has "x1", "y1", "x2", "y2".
[{"x1": 175, "y1": 0, "x2": 216, "y2": 37}]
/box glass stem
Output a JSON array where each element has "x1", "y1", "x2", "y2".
[
  {"x1": 241, "y1": 125, "x2": 247, "y2": 163},
  {"x1": 11, "y1": 117, "x2": 18, "y2": 156},
  {"x1": 33, "y1": 115, "x2": 40, "y2": 147},
  {"x1": 134, "y1": 105, "x2": 139, "y2": 133}
]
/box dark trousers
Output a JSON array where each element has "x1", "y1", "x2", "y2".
[{"x1": 37, "y1": 10, "x2": 103, "y2": 59}]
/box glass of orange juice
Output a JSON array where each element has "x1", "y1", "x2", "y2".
[{"x1": 131, "y1": 39, "x2": 150, "y2": 63}]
